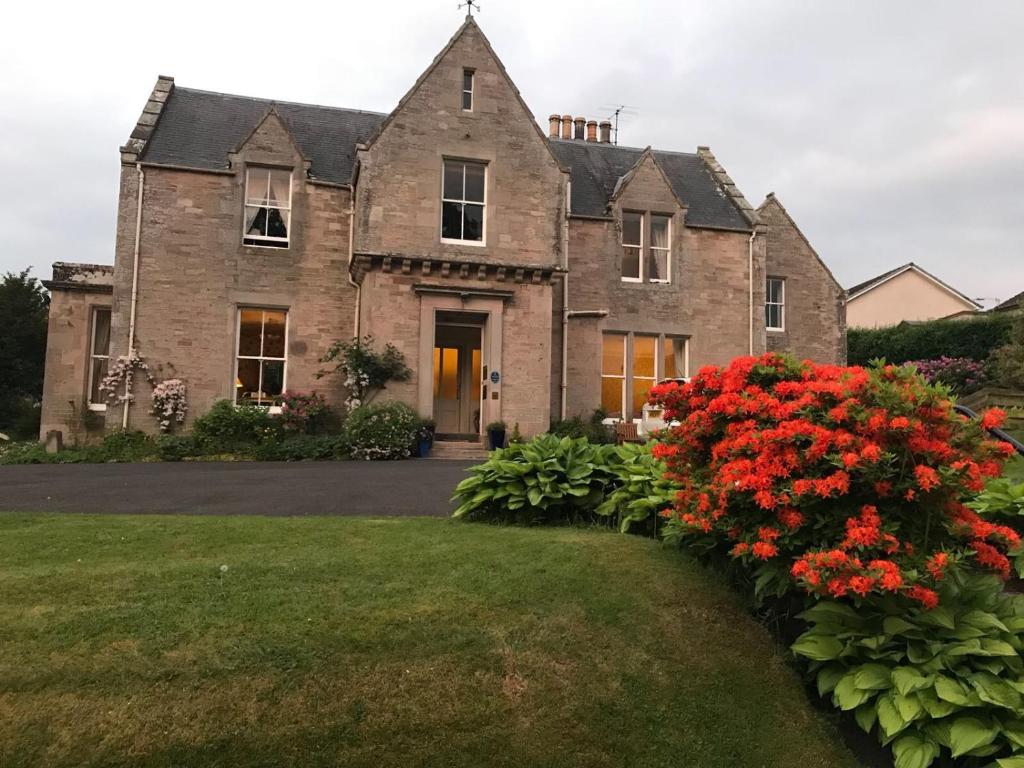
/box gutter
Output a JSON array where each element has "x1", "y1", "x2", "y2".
[{"x1": 123, "y1": 163, "x2": 145, "y2": 429}]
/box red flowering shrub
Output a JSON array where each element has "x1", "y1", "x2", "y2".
[{"x1": 649, "y1": 354, "x2": 1017, "y2": 607}]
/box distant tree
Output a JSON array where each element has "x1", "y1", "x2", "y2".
[
  {"x1": 991, "y1": 313, "x2": 1024, "y2": 390},
  {"x1": 0, "y1": 269, "x2": 50, "y2": 437}
]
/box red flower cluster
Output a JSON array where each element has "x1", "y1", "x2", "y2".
[{"x1": 649, "y1": 354, "x2": 1015, "y2": 608}]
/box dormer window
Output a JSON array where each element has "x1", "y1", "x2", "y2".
[
  {"x1": 243, "y1": 167, "x2": 291, "y2": 248},
  {"x1": 621, "y1": 211, "x2": 671, "y2": 283},
  {"x1": 462, "y1": 69, "x2": 474, "y2": 111}
]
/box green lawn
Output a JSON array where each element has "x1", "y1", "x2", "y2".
[{"x1": 0, "y1": 515, "x2": 857, "y2": 768}]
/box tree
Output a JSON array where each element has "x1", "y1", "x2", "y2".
[
  {"x1": 991, "y1": 313, "x2": 1024, "y2": 390},
  {"x1": 0, "y1": 269, "x2": 50, "y2": 437}
]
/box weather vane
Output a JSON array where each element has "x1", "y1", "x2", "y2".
[{"x1": 458, "y1": 0, "x2": 479, "y2": 16}]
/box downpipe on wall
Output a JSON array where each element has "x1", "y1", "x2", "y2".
[
  {"x1": 347, "y1": 199, "x2": 360, "y2": 338},
  {"x1": 560, "y1": 180, "x2": 571, "y2": 420},
  {"x1": 748, "y1": 229, "x2": 756, "y2": 355},
  {"x1": 123, "y1": 163, "x2": 145, "y2": 429}
]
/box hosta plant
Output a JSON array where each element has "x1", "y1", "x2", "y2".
[
  {"x1": 451, "y1": 435, "x2": 616, "y2": 523},
  {"x1": 793, "y1": 570, "x2": 1024, "y2": 768},
  {"x1": 649, "y1": 354, "x2": 1018, "y2": 607},
  {"x1": 595, "y1": 442, "x2": 678, "y2": 532}
]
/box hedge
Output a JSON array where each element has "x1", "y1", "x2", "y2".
[{"x1": 847, "y1": 313, "x2": 1014, "y2": 366}]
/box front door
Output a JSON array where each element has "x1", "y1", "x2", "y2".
[{"x1": 433, "y1": 323, "x2": 482, "y2": 438}]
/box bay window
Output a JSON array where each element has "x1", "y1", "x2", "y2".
[{"x1": 235, "y1": 308, "x2": 287, "y2": 407}]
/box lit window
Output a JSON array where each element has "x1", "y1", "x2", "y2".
[
  {"x1": 663, "y1": 337, "x2": 687, "y2": 380},
  {"x1": 632, "y1": 335, "x2": 657, "y2": 415},
  {"x1": 235, "y1": 308, "x2": 287, "y2": 407},
  {"x1": 766, "y1": 277, "x2": 785, "y2": 331},
  {"x1": 441, "y1": 160, "x2": 486, "y2": 243},
  {"x1": 621, "y1": 212, "x2": 643, "y2": 281},
  {"x1": 243, "y1": 167, "x2": 291, "y2": 248},
  {"x1": 648, "y1": 215, "x2": 671, "y2": 283},
  {"x1": 601, "y1": 334, "x2": 626, "y2": 418},
  {"x1": 88, "y1": 307, "x2": 111, "y2": 410},
  {"x1": 462, "y1": 69, "x2": 474, "y2": 111}
]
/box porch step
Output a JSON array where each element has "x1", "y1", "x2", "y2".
[{"x1": 429, "y1": 440, "x2": 489, "y2": 460}]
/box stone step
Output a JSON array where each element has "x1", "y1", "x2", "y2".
[{"x1": 429, "y1": 440, "x2": 489, "y2": 460}]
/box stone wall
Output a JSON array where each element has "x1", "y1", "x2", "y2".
[{"x1": 759, "y1": 195, "x2": 846, "y2": 363}]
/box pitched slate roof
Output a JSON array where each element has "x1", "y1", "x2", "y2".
[
  {"x1": 846, "y1": 262, "x2": 981, "y2": 308},
  {"x1": 547, "y1": 138, "x2": 752, "y2": 230},
  {"x1": 140, "y1": 86, "x2": 386, "y2": 183},
  {"x1": 994, "y1": 290, "x2": 1024, "y2": 312},
  {"x1": 139, "y1": 85, "x2": 753, "y2": 230}
]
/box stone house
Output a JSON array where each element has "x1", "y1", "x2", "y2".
[{"x1": 39, "y1": 16, "x2": 845, "y2": 442}]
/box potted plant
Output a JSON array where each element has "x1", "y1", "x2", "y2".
[
  {"x1": 486, "y1": 420, "x2": 507, "y2": 450},
  {"x1": 415, "y1": 418, "x2": 435, "y2": 458}
]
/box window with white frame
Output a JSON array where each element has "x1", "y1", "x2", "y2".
[
  {"x1": 243, "y1": 167, "x2": 292, "y2": 248},
  {"x1": 462, "y1": 69, "x2": 474, "y2": 111},
  {"x1": 441, "y1": 159, "x2": 486, "y2": 243},
  {"x1": 235, "y1": 308, "x2": 287, "y2": 407},
  {"x1": 601, "y1": 333, "x2": 689, "y2": 419},
  {"x1": 648, "y1": 214, "x2": 671, "y2": 282},
  {"x1": 601, "y1": 333, "x2": 626, "y2": 418},
  {"x1": 621, "y1": 212, "x2": 643, "y2": 281},
  {"x1": 766, "y1": 277, "x2": 785, "y2": 331},
  {"x1": 88, "y1": 307, "x2": 111, "y2": 410}
]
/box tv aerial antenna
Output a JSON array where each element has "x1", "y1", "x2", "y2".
[{"x1": 598, "y1": 104, "x2": 639, "y2": 145}]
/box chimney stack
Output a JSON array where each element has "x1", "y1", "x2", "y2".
[
  {"x1": 573, "y1": 117, "x2": 586, "y2": 140},
  {"x1": 599, "y1": 120, "x2": 612, "y2": 143},
  {"x1": 586, "y1": 120, "x2": 597, "y2": 142},
  {"x1": 561, "y1": 114, "x2": 573, "y2": 140},
  {"x1": 548, "y1": 114, "x2": 560, "y2": 138}
]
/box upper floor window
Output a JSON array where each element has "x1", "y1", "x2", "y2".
[
  {"x1": 243, "y1": 167, "x2": 291, "y2": 248},
  {"x1": 462, "y1": 69, "x2": 474, "y2": 111},
  {"x1": 235, "y1": 308, "x2": 287, "y2": 408},
  {"x1": 621, "y1": 212, "x2": 671, "y2": 283},
  {"x1": 88, "y1": 307, "x2": 111, "y2": 411},
  {"x1": 766, "y1": 277, "x2": 785, "y2": 331},
  {"x1": 441, "y1": 159, "x2": 486, "y2": 243}
]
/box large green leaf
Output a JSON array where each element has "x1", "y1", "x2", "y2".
[
  {"x1": 892, "y1": 734, "x2": 939, "y2": 768},
  {"x1": 949, "y1": 716, "x2": 998, "y2": 758},
  {"x1": 996, "y1": 757, "x2": 1024, "y2": 768},
  {"x1": 892, "y1": 667, "x2": 932, "y2": 696},
  {"x1": 969, "y1": 671, "x2": 1023, "y2": 710},
  {"x1": 877, "y1": 695, "x2": 908, "y2": 738},
  {"x1": 792, "y1": 634, "x2": 845, "y2": 662},
  {"x1": 854, "y1": 702, "x2": 878, "y2": 734},
  {"x1": 834, "y1": 674, "x2": 872, "y2": 711},
  {"x1": 855, "y1": 664, "x2": 894, "y2": 691},
  {"x1": 816, "y1": 665, "x2": 845, "y2": 697},
  {"x1": 935, "y1": 676, "x2": 971, "y2": 705}
]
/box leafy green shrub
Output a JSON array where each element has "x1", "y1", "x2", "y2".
[
  {"x1": 155, "y1": 434, "x2": 198, "y2": 462},
  {"x1": 317, "y1": 335, "x2": 411, "y2": 412},
  {"x1": 847, "y1": 314, "x2": 1014, "y2": 366},
  {"x1": 793, "y1": 571, "x2": 1024, "y2": 768},
  {"x1": 94, "y1": 430, "x2": 157, "y2": 462},
  {"x1": 992, "y1": 315, "x2": 1024, "y2": 390},
  {"x1": 342, "y1": 402, "x2": 419, "y2": 460},
  {"x1": 452, "y1": 435, "x2": 617, "y2": 523},
  {"x1": 250, "y1": 434, "x2": 349, "y2": 462},
  {"x1": 595, "y1": 443, "x2": 677, "y2": 533},
  {"x1": 0, "y1": 440, "x2": 50, "y2": 465},
  {"x1": 550, "y1": 408, "x2": 614, "y2": 444},
  {"x1": 279, "y1": 391, "x2": 338, "y2": 434},
  {"x1": 191, "y1": 400, "x2": 281, "y2": 453}
]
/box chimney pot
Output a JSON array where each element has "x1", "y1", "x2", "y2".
[
  {"x1": 599, "y1": 120, "x2": 612, "y2": 143},
  {"x1": 573, "y1": 116, "x2": 586, "y2": 140},
  {"x1": 561, "y1": 114, "x2": 573, "y2": 140},
  {"x1": 586, "y1": 120, "x2": 597, "y2": 142},
  {"x1": 548, "y1": 114, "x2": 560, "y2": 138}
]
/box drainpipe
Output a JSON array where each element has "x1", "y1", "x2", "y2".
[
  {"x1": 346, "y1": 196, "x2": 360, "y2": 338},
  {"x1": 123, "y1": 163, "x2": 145, "y2": 429},
  {"x1": 748, "y1": 229, "x2": 756, "y2": 355},
  {"x1": 560, "y1": 179, "x2": 571, "y2": 420}
]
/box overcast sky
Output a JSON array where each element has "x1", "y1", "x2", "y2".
[{"x1": 3, "y1": 1, "x2": 1022, "y2": 304}]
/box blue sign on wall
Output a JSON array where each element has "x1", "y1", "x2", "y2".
[{"x1": 490, "y1": 371, "x2": 500, "y2": 384}]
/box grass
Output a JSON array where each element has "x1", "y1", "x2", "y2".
[{"x1": 0, "y1": 515, "x2": 857, "y2": 768}]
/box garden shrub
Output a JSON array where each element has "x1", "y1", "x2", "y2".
[
  {"x1": 155, "y1": 434, "x2": 198, "y2": 462},
  {"x1": 595, "y1": 442, "x2": 677, "y2": 533},
  {"x1": 341, "y1": 401, "x2": 419, "y2": 460},
  {"x1": 95, "y1": 430, "x2": 158, "y2": 462},
  {"x1": 191, "y1": 400, "x2": 281, "y2": 453},
  {"x1": 279, "y1": 391, "x2": 337, "y2": 434},
  {"x1": 250, "y1": 434, "x2": 349, "y2": 462},
  {"x1": 793, "y1": 571, "x2": 1024, "y2": 767},
  {"x1": 992, "y1": 315, "x2": 1024, "y2": 391},
  {"x1": 909, "y1": 357, "x2": 990, "y2": 395},
  {"x1": 847, "y1": 314, "x2": 1014, "y2": 366},
  {"x1": 649, "y1": 354, "x2": 1017, "y2": 607},
  {"x1": 0, "y1": 440, "x2": 50, "y2": 464},
  {"x1": 452, "y1": 435, "x2": 618, "y2": 523},
  {"x1": 550, "y1": 408, "x2": 614, "y2": 444}
]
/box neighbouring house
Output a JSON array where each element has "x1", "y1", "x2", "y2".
[
  {"x1": 993, "y1": 291, "x2": 1023, "y2": 314},
  {"x1": 39, "y1": 16, "x2": 845, "y2": 443},
  {"x1": 845, "y1": 262, "x2": 981, "y2": 329}
]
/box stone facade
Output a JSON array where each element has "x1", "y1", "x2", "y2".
[
  {"x1": 39, "y1": 17, "x2": 846, "y2": 441},
  {"x1": 759, "y1": 194, "x2": 847, "y2": 363}
]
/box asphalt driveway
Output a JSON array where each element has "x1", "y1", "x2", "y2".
[{"x1": 0, "y1": 461, "x2": 475, "y2": 516}]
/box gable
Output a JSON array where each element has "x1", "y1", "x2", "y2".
[
  {"x1": 233, "y1": 109, "x2": 306, "y2": 162},
  {"x1": 847, "y1": 264, "x2": 980, "y2": 308},
  {"x1": 611, "y1": 150, "x2": 685, "y2": 213},
  {"x1": 758, "y1": 195, "x2": 841, "y2": 292}
]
